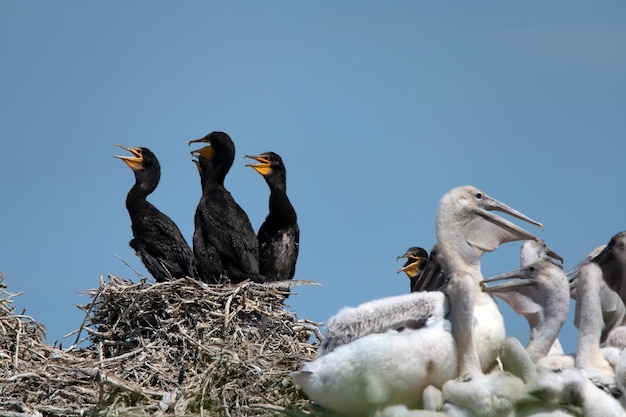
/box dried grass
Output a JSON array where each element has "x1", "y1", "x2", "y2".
[{"x1": 0, "y1": 272, "x2": 322, "y2": 417}]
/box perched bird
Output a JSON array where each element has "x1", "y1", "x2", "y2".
[
  {"x1": 567, "y1": 232, "x2": 626, "y2": 374},
  {"x1": 245, "y1": 152, "x2": 299, "y2": 282},
  {"x1": 396, "y1": 246, "x2": 429, "y2": 291},
  {"x1": 519, "y1": 238, "x2": 564, "y2": 268},
  {"x1": 398, "y1": 244, "x2": 448, "y2": 293},
  {"x1": 114, "y1": 145, "x2": 196, "y2": 282},
  {"x1": 570, "y1": 231, "x2": 626, "y2": 304},
  {"x1": 190, "y1": 152, "x2": 224, "y2": 283},
  {"x1": 436, "y1": 186, "x2": 543, "y2": 380},
  {"x1": 189, "y1": 132, "x2": 264, "y2": 284},
  {"x1": 291, "y1": 185, "x2": 542, "y2": 416},
  {"x1": 490, "y1": 240, "x2": 626, "y2": 399},
  {"x1": 481, "y1": 256, "x2": 570, "y2": 363}
]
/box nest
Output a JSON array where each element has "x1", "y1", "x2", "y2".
[{"x1": 0, "y1": 272, "x2": 323, "y2": 417}]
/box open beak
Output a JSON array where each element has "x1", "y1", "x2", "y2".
[
  {"x1": 481, "y1": 266, "x2": 537, "y2": 293},
  {"x1": 245, "y1": 154, "x2": 272, "y2": 176},
  {"x1": 397, "y1": 261, "x2": 421, "y2": 277},
  {"x1": 465, "y1": 195, "x2": 543, "y2": 253},
  {"x1": 546, "y1": 247, "x2": 564, "y2": 265},
  {"x1": 189, "y1": 138, "x2": 214, "y2": 159},
  {"x1": 114, "y1": 144, "x2": 143, "y2": 171}
]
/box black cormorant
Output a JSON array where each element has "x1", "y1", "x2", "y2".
[
  {"x1": 114, "y1": 145, "x2": 196, "y2": 282},
  {"x1": 396, "y1": 245, "x2": 447, "y2": 292},
  {"x1": 245, "y1": 152, "x2": 300, "y2": 282},
  {"x1": 190, "y1": 154, "x2": 225, "y2": 283},
  {"x1": 396, "y1": 246, "x2": 429, "y2": 292},
  {"x1": 189, "y1": 132, "x2": 264, "y2": 284}
]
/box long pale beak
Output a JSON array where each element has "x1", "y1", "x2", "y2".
[
  {"x1": 591, "y1": 243, "x2": 613, "y2": 266},
  {"x1": 481, "y1": 267, "x2": 536, "y2": 292},
  {"x1": 245, "y1": 154, "x2": 272, "y2": 176},
  {"x1": 481, "y1": 195, "x2": 544, "y2": 229},
  {"x1": 546, "y1": 247, "x2": 564, "y2": 265},
  {"x1": 466, "y1": 196, "x2": 543, "y2": 252},
  {"x1": 114, "y1": 144, "x2": 143, "y2": 171},
  {"x1": 567, "y1": 244, "x2": 606, "y2": 282}
]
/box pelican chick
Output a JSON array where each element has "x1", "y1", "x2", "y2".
[
  {"x1": 481, "y1": 258, "x2": 570, "y2": 363},
  {"x1": 436, "y1": 186, "x2": 543, "y2": 379},
  {"x1": 567, "y1": 233, "x2": 626, "y2": 379},
  {"x1": 291, "y1": 185, "x2": 543, "y2": 416},
  {"x1": 519, "y1": 239, "x2": 563, "y2": 268}
]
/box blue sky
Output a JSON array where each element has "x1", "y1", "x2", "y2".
[{"x1": 1, "y1": 2, "x2": 625, "y2": 354}]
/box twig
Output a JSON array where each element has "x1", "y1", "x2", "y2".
[
  {"x1": 13, "y1": 317, "x2": 21, "y2": 369},
  {"x1": 114, "y1": 253, "x2": 149, "y2": 281}
]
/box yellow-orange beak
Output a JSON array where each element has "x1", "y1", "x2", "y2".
[
  {"x1": 114, "y1": 144, "x2": 143, "y2": 171},
  {"x1": 245, "y1": 154, "x2": 272, "y2": 176}
]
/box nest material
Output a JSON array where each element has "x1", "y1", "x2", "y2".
[{"x1": 0, "y1": 272, "x2": 322, "y2": 417}]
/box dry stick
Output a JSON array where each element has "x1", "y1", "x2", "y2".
[
  {"x1": 114, "y1": 253, "x2": 149, "y2": 281},
  {"x1": 68, "y1": 282, "x2": 104, "y2": 349},
  {"x1": 199, "y1": 361, "x2": 219, "y2": 417},
  {"x1": 12, "y1": 317, "x2": 21, "y2": 369},
  {"x1": 223, "y1": 282, "x2": 246, "y2": 329}
]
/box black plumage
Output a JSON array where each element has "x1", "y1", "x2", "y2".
[
  {"x1": 114, "y1": 145, "x2": 196, "y2": 282},
  {"x1": 569, "y1": 231, "x2": 626, "y2": 302},
  {"x1": 190, "y1": 157, "x2": 225, "y2": 283},
  {"x1": 396, "y1": 246, "x2": 429, "y2": 292},
  {"x1": 189, "y1": 132, "x2": 264, "y2": 284},
  {"x1": 592, "y1": 231, "x2": 626, "y2": 300},
  {"x1": 245, "y1": 152, "x2": 300, "y2": 282},
  {"x1": 396, "y1": 245, "x2": 447, "y2": 292}
]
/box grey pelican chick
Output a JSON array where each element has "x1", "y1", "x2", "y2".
[
  {"x1": 436, "y1": 186, "x2": 543, "y2": 379},
  {"x1": 481, "y1": 258, "x2": 569, "y2": 363},
  {"x1": 291, "y1": 185, "x2": 543, "y2": 415},
  {"x1": 567, "y1": 233, "x2": 626, "y2": 380},
  {"x1": 520, "y1": 239, "x2": 563, "y2": 268}
]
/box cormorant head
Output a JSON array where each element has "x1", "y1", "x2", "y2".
[
  {"x1": 189, "y1": 131, "x2": 236, "y2": 186},
  {"x1": 244, "y1": 152, "x2": 284, "y2": 176},
  {"x1": 114, "y1": 145, "x2": 159, "y2": 173},
  {"x1": 396, "y1": 246, "x2": 429, "y2": 278},
  {"x1": 189, "y1": 131, "x2": 235, "y2": 161}
]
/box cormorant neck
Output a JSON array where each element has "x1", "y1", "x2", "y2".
[
  {"x1": 268, "y1": 189, "x2": 297, "y2": 224},
  {"x1": 126, "y1": 170, "x2": 158, "y2": 207},
  {"x1": 198, "y1": 155, "x2": 228, "y2": 192}
]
